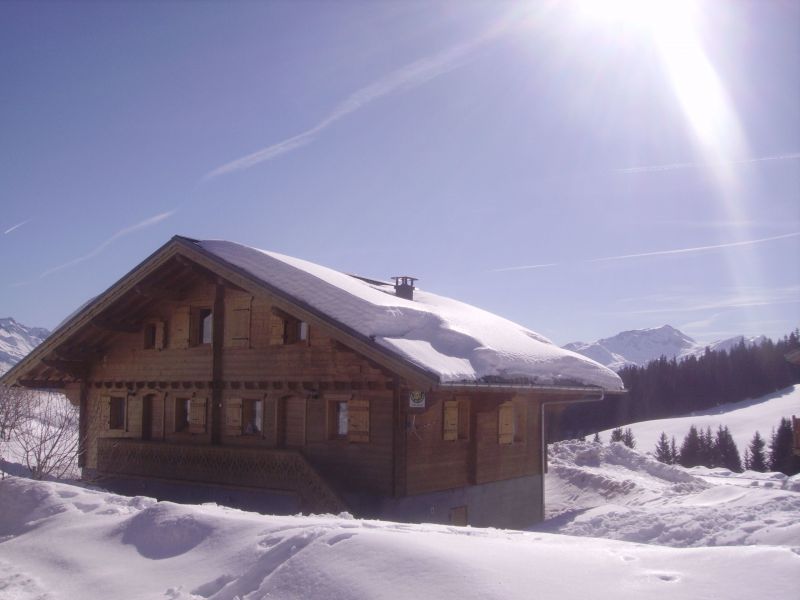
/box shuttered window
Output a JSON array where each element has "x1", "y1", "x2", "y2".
[
  {"x1": 144, "y1": 321, "x2": 166, "y2": 350},
  {"x1": 443, "y1": 400, "x2": 459, "y2": 441},
  {"x1": 348, "y1": 398, "x2": 370, "y2": 443},
  {"x1": 125, "y1": 395, "x2": 142, "y2": 434},
  {"x1": 189, "y1": 397, "x2": 207, "y2": 433},
  {"x1": 171, "y1": 307, "x2": 190, "y2": 349},
  {"x1": 227, "y1": 296, "x2": 252, "y2": 348},
  {"x1": 225, "y1": 398, "x2": 243, "y2": 436},
  {"x1": 102, "y1": 395, "x2": 126, "y2": 431}
]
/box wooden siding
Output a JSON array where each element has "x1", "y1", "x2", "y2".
[{"x1": 405, "y1": 392, "x2": 542, "y2": 495}]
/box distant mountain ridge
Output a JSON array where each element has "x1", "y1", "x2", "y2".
[
  {"x1": 564, "y1": 325, "x2": 766, "y2": 372},
  {"x1": 0, "y1": 317, "x2": 50, "y2": 375}
]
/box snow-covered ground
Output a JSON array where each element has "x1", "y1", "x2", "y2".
[
  {"x1": 1, "y1": 437, "x2": 798, "y2": 600},
  {"x1": 1, "y1": 383, "x2": 798, "y2": 599},
  {"x1": 541, "y1": 439, "x2": 800, "y2": 548},
  {"x1": 599, "y1": 384, "x2": 800, "y2": 456}
]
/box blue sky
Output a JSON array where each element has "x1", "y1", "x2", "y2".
[{"x1": 1, "y1": 0, "x2": 798, "y2": 346}]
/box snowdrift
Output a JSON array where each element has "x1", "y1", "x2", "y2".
[
  {"x1": 542, "y1": 440, "x2": 800, "y2": 547},
  {"x1": 0, "y1": 476, "x2": 797, "y2": 600}
]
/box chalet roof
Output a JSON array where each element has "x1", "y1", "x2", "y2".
[
  {"x1": 1, "y1": 236, "x2": 623, "y2": 392},
  {"x1": 192, "y1": 239, "x2": 623, "y2": 391}
]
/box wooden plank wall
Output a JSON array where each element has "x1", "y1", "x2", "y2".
[
  {"x1": 85, "y1": 281, "x2": 395, "y2": 497},
  {"x1": 405, "y1": 392, "x2": 542, "y2": 495}
]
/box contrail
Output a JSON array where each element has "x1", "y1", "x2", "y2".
[
  {"x1": 11, "y1": 211, "x2": 175, "y2": 288},
  {"x1": 616, "y1": 152, "x2": 800, "y2": 174},
  {"x1": 4, "y1": 219, "x2": 30, "y2": 234},
  {"x1": 203, "y1": 20, "x2": 509, "y2": 181},
  {"x1": 493, "y1": 231, "x2": 800, "y2": 272}
]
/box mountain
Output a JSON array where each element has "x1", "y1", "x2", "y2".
[
  {"x1": 564, "y1": 325, "x2": 766, "y2": 371},
  {"x1": 0, "y1": 317, "x2": 50, "y2": 375}
]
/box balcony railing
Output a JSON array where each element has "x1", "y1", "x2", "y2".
[{"x1": 96, "y1": 438, "x2": 346, "y2": 514}]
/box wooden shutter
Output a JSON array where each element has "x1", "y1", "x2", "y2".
[
  {"x1": 189, "y1": 397, "x2": 207, "y2": 433},
  {"x1": 171, "y1": 306, "x2": 190, "y2": 349},
  {"x1": 150, "y1": 394, "x2": 165, "y2": 440},
  {"x1": 227, "y1": 296, "x2": 252, "y2": 348},
  {"x1": 348, "y1": 398, "x2": 370, "y2": 443},
  {"x1": 443, "y1": 400, "x2": 459, "y2": 441},
  {"x1": 126, "y1": 395, "x2": 142, "y2": 434},
  {"x1": 263, "y1": 395, "x2": 278, "y2": 446},
  {"x1": 154, "y1": 321, "x2": 166, "y2": 350},
  {"x1": 498, "y1": 403, "x2": 514, "y2": 445},
  {"x1": 225, "y1": 398, "x2": 243, "y2": 436},
  {"x1": 100, "y1": 395, "x2": 111, "y2": 430}
]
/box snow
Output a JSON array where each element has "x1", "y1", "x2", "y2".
[
  {"x1": 2, "y1": 380, "x2": 798, "y2": 599},
  {"x1": 541, "y1": 439, "x2": 800, "y2": 548},
  {"x1": 599, "y1": 384, "x2": 800, "y2": 457},
  {"x1": 196, "y1": 240, "x2": 623, "y2": 390},
  {"x1": 0, "y1": 472, "x2": 798, "y2": 600}
]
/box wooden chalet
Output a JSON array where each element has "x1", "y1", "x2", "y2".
[{"x1": 1, "y1": 236, "x2": 623, "y2": 529}]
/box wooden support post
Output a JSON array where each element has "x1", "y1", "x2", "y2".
[
  {"x1": 78, "y1": 383, "x2": 89, "y2": 468},
  {"x1": 211, "y1": 283, "x2": 225, "y2": 445},
  {"x1": 392, "y1": 379, "x2": 407, "y2": 498}
]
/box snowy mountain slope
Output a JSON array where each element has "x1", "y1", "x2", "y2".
[
  {"x1": 541, "y1": 439, "x2": 800, "y2": 547},
  {"x1": 0, "y1": 318, "x2": 49, "y2": 375},
  {"x1": 564, "y1": 325, "x2": 767, "y2": 371},
  {"x1": 599, "y1": 384, "x2": 800, "y2": 457},
  {"x1": 0, "y1": 475, "x2": 797, "y2": 600}
]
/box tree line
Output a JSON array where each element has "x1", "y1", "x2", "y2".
[
  {"x1": 651, "y1": 417, "x2": 799, "y2": 475},
  {"x1": 560, "y1": 329, "x2": 800, "y2": 437}
]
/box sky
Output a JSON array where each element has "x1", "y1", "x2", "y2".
[{"x1": 1, "y1": 0, "x2": 798, "y2": 346}]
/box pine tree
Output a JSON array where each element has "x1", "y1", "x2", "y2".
[
  {"x1": 743, "y1": 448, "x2": 752, "y2": 471},
  {"x1": 610, "y1": 428, "x2": 624, "y2": 443},
  {"x1": 715, "y1": 425, "x2": 742, "y2": 472},
  {"x1": 678, "y1": 425, "x2": 702, "y2": 467},
  {"x1": 669, "y1": 436, "x2": 679, "y2": 464},
  {"x1": 622, "y1": 428, "x2": 636, "y2": 449},
  {"x1": 593, "y1": 432, "x2": 601, "y2": 443},
  {"x1": 747, "y1": 431, "x2": 767, "y2": 472},
  {"x1": 654, "y1": 432, "x2": 672, "y2": 464},
  {"x1": 768, "y1": 417, "x2": 799, "y2": 475}
]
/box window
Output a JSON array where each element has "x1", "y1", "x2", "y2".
[
  {"x1": 443, "y1": 399, "x2": 469, "y2": 441},
  {"x1": 175, "y1": 398, "x2": 191, "y2": 432},
  {"x1": 143, "y1": 321, "x2": 165, "y2": 350},
  {"x1": 242, "y1": 399, "x2": 263, "y2": 435},
  {"x1": 282, "y1": 318, "x2": 309, "y2": 345},
  {"x1": 200, "y1": 309, "x2": 213, "y2": 344},
  {"x1": 327, "y1": 396, "x2": 368, "y2": 442},
  {"x1": 331, "y1": 401, "x2": 349, "y2": 438},
  {"x1": 109, "y1": 396, "x2": 125, "y2": 430},
  {"x1": 190, "y1": 308, "x2": 213, "y2": 346}
]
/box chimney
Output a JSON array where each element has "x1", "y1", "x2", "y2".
[{"x1": 391, "y1": 276, "x2": 417, "y2": 301}]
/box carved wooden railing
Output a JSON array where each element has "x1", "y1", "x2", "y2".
[{"x1": 96, "y1": 438, "x2": 347, "y2": 514}]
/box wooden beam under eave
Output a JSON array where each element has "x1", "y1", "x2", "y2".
[
  {"x1": 90, "y1": 318, "x2": 141, "y2": 334},
  {"x1": 41, "y1": 358, "x2": 88, "y2": 380},
  {"x1": 134, "y1": 283, "x2": 184, "y2": 302},
  {"x1": 18, "y1": 379, "x2": 66, "y2": 389}
]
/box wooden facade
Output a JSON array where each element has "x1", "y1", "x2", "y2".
[{"x1": 2, "y1": 236, "x2": 613, "y2": 529}]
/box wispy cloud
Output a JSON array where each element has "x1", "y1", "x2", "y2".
[
  {"x1": 11, "y1": 211, "x2": 175, "y2": 287},
  {"x1": 4, "y1": 219, "x2": 31, "y2": 235},
  {"x1": 493, "y1": 231, "x2": 800, "y2": 272},
  {"x1": 616, "y1": 152, "x2": 800, "y2": 175},
  {"x1": 203, "y1": 22, "x2": 507, "y2": 181}
]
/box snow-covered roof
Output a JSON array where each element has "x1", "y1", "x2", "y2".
[{"x1": 195, "y1": 240, "x2": 623, "y2": 391}]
